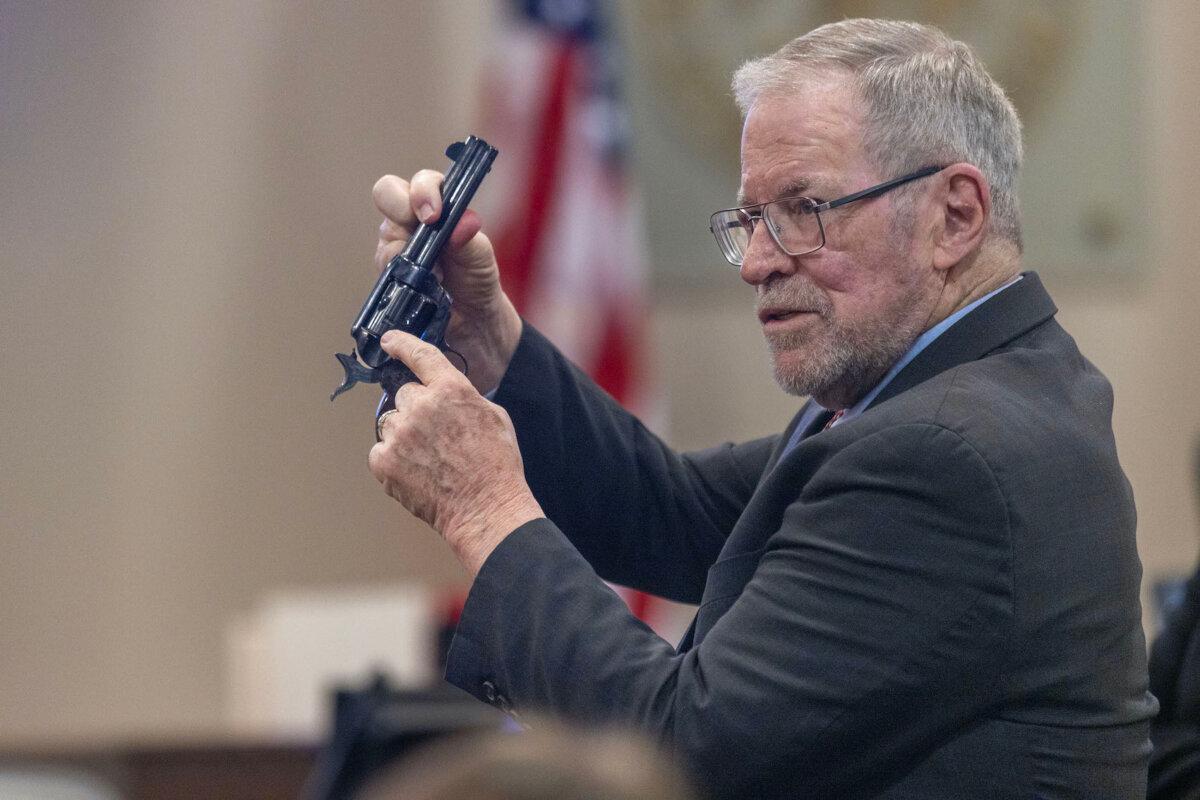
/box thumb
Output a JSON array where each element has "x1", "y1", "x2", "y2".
[{"x1": 451, "y1": 227, "x2": 500, "y2": 279}]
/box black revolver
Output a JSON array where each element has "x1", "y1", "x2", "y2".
[{"x1": 331, "y1": 135, "x2": 499, "y2": 434}]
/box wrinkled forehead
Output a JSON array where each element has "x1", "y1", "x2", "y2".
[{"x1": 736, "y1": 81, "x2": 871, "y2": 203}]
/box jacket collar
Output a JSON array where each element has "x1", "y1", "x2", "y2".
[
  {"x1": 763, "y1": 271, "x2": 1057, "y2": 473},
  {"x1": 867, "y1": 270, "x2": 1056, "y2": 410}
]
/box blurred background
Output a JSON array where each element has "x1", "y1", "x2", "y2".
[{"x1": 2, "y1": 0, "x2": 1198, "y2": 766}]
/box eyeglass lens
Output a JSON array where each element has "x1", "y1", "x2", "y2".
[{"x1": 710, "y1": 197, "x2": 820, "y2": 266}]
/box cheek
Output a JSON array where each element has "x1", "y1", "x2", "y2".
[
  {"x1": 801, "y1": 249, "x2": 865, "y2": 312},
  {"x1": 819, "y1": 225, "x2": 914, "y2": 302},
  {"x1": 791, "y1": 247, "x2": 854, "y2": 297},
  {"x1": 822, "y1": 268, "x2": 900, "y2": 332}
]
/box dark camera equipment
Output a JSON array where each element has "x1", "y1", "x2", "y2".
[{"x1": 301, "y1": 673, "x2": 505, "y2": 800}]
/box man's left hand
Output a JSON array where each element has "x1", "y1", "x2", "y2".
[{"x1": 368, "y1": 330, "x2": 544, "y2": 577}]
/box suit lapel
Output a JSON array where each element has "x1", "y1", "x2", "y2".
[{"x1": 760, "y1": 401, "x2": 829, "y2": 476}]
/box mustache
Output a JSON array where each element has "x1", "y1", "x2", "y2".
[{"x1": 755, "y1": 280, "x2": 832, "y2": 317}]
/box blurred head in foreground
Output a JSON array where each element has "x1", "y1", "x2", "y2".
[{"x1": 355, "y1": 720, "x2": 697, "y2": 800}]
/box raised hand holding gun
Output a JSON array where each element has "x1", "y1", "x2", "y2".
[{"x1": 351, "y1": 140, "x2": 540, "y2": 573}]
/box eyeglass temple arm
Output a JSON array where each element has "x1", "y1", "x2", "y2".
[{"x1": 817, "y1": 165, "x2": 946, "y2": 212}]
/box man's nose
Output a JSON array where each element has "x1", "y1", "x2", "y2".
[{"x1": 739, "y1": 223, "x2": 796, "y2": 286}]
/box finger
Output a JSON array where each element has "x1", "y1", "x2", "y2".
[
  {"x1": 376, "y1": 408, "x2": 401, "y2": 442},
  {"x1": 447, "y1": 208, "x2": 483, "y2": 249},
  {"x1": 379, "y1": 216, "x2": 408, "y2": 243},
  {"x1": 375, "y1": 219, "x2": 408, "y2": 274},
  {"x1": 448, "y1": 227, "x2": 498, "y2": 279},
  {"x1": 373, "y1": 174, "x2": 416, "y2": 227},
  {"x1": 375, "y1": 236, "x2": 407, "y2": 275},
  {"x1": 380, "y1": 330, "x2": 461, "y2": 387},
  {"x1": 368, "y1": 442, "x2": 397, "y2": 491},
  {"x1": 391, "y1": 380, "x2": 424, "y2": 414},
  {"x1": 409, "y1": 169, "x2": 445, "y2": 225}
]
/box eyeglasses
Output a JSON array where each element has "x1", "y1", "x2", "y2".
[{"x1": 709, "y1": 165, "x2": 946, "y2": 267}]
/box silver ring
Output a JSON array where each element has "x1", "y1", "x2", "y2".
[{"x1": 376, "y1": 409, "x2": 399, "y2": 442}]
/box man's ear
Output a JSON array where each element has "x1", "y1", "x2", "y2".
[{"x1": 931, "y1": 164, "x2": 991, "y2": 271}]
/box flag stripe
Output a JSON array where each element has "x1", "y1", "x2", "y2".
[{"x1": 492, "y1": 41, "x2": 577, "y2": 313}]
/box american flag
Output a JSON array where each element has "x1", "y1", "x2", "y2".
[
  {"x1": 477, "y1": 0, "x2": 650, "y2": 415},
  {"x1": 475, "y1": 0, "x2": 661, "y2": 624}
]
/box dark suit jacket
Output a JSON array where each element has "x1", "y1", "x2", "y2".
[
  {"x1": 1148, "y1": 564, "x2": 1200, "y2": 798},
  {"x1": 445, "y1": 273, "x2": 1157, "y2": 799}
]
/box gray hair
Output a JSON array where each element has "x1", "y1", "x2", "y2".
[
  {"x1": 733, "y1": 18, "x2": 1024, "y2": 248},
  {"x1": 358, "y1": 719, "x2": 698, "y2": 800}
]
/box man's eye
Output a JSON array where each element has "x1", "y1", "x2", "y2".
[{"x1": 777, "y1": 197, "x2": 817, "y2": 216}]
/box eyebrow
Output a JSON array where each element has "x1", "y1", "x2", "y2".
[{"x1": 736, "y1": 177, "x2": 812, "y2": 207}]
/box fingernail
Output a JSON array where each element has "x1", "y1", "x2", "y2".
[
  {"x1": 381, "y1": 330, "x2": 398, "y2": 346},
  {"x1": 417, "y1": 202, "x2": 434, "y2": 223}
]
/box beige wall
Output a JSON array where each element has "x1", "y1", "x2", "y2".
[
  {"x1": 1110, "y1": 3, "x2": 1200, "y2": 588},
  {"x1": 1, "y1": 1, "x2": 1197, "y2": 743},
  {"x1": 0, "y1": 1, "x2": 490, "y2": 741}
]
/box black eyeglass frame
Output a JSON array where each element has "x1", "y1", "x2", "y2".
[{"x1": 709, "y1": 164, "x2": 947, "y2": 266}]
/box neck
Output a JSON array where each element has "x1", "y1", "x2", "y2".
[{"x1": 924, "y1": 240, "x2": 1021, "y2": 332}]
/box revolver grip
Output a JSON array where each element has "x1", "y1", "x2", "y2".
[{"x1": 376, "y1": 360, "x2": 418, "y2": 421}]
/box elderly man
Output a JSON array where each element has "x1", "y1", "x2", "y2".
[{"x1": 367, "y1": 19, "x2": 1156, "y2": 799}]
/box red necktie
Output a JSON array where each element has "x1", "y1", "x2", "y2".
[{"x1": 824, "y1": 409, "x2": 846, "y2": 430}]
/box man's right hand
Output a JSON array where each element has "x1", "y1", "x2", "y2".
[{"x1": 373, "y1": 171, "x2": 523, "y2": 396}]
